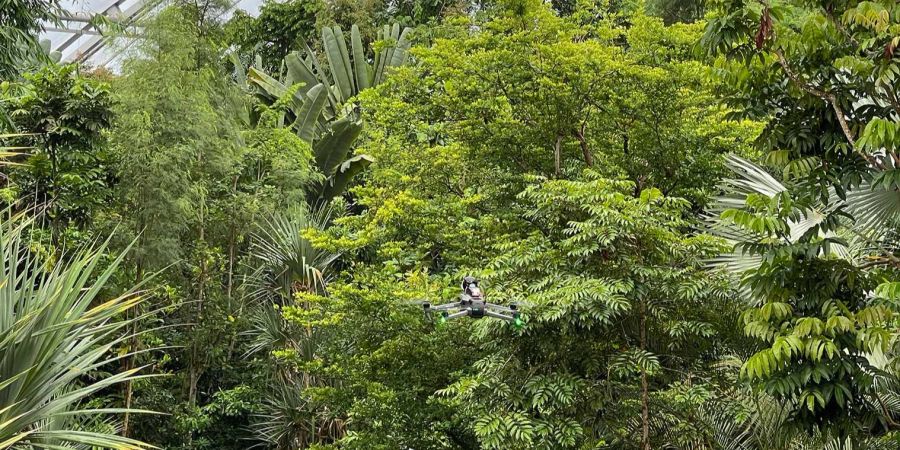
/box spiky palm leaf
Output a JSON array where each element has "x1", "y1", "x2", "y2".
[
  {"x1": 252, "y1": 382, "x2": 313, "y2": 449},
  {"x1": 251, "y1": 380, "x2": 343, "y2": 449},
  {"x1": 710, "y1": 154, "x2": 900, "y2": 275},
  {"x1": 246, "y1": 206, "x2": 339, "y2": 303},
  {"x1": 705, "y1": 156, "x2": 856, "y2": 278},
  {"x1": 679, "y1": 404, "x2": 755, "y2": 450},
  {"x1": 845, "y1": 181, "x2": 900, "y2": 248},
  {"x1": 0, "y1": 215, "x2": 152, "y2": 449},
  {"x1": 704, "y1": 156, "x2": 786, "y2": 274},
  {"x1": 244, "y1": 205, "x2": 339, "y2": 361}
]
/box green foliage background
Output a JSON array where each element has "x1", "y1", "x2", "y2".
[{"x1": 4, "y1": 0, "x2": 900, "y2": 449}]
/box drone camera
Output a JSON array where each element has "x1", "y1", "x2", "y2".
[{"x1": 421, "y1": 276, "x2": 522, "y2": 325}]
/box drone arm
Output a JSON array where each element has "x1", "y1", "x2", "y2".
[
  {"x1": 485, "y1": 303, "x2": 517, "y2": 314},
  {"x1": 431, "y1": 301, "x2": 463, "y2": 311},
  {"x1": 445, "y1": 309, "x2": 471, "y2": 320},
  {"x1": 484, "y1": 310, "x2": 515, "y2": 322}
]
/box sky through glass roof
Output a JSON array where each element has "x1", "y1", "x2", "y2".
[{"x1": 42, "y1": 0, "x2": 264, "y2": 67}]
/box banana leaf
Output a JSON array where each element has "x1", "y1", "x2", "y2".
[
  {"x1": 319, "y1": 154, "x2": 375, "y2": 202},
  {"x1": 313, "y1": 117, "x2": 363, "y2": 177},
  {"x1": 293, "y1": 83, "x2": 328, "y2": 144}
]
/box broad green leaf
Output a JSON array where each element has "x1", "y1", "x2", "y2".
[
  {"x1": 322, "y1": 26, "x2": 353, "y2": 103},
  {"x1": 313, "y1": 117, "x2": 363, "y2": 178},
  {"x1": 351, "y1": 24, "x2": 370, "y2": 91},
  {"x1": 320, "y1": 153, "x2": 374, "y2": 202},
  {"x1": 293, "y1": 83, "x2": 328, "y2": 144},
  {"x1": 248, "y1": 67, "x2": 287, "y2": 101}
]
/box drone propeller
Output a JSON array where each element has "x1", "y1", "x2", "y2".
[{"x1": 401, "y1": 299, "x2": 429, "y2": 306}]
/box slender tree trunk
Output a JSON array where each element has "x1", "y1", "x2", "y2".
[
  {"x1": 227, "y1": 226, "x2": 235, "y2": 300},
  {"x1": 640, "y1": 298, "x2": 650, "y2": 450},
  {"x1": 189, "y1": 200, "x2": 206, "y2": 407},
  {"x1": 122, "y1": 259, "x2": 144, "y2": 438},
  {"x1": 575, "y1": 123, "x2": 593, "y2": 167},
  {"x1": 188, "y1": 362, "x2": 202, "y2": 406},
  {"x1": 48, "y1": 145, "x2": 61, "y2": 252},
  {"x1": 554, "y1": 134, "x2": 562, "y2": 178},
  {"x1": 227, "y1": 175, "x2": 238, "y2": 301},
  {"x1": 197, "y1": 197, "x2": 206, "y2": 316},
  {"x1": 225, "y1": 221, "x2": 238, "y2": 362}
]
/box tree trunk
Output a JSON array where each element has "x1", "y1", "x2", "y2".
[
  {"x1": 575, "y1": 123, "x2": 593, "y2": 167},
  {"x1": 188, "y1": 360, "x2": 202, "y2": 406},
  {"x1": 122, "y1": 260, "x2": 143, "y2": 438},
  {"x1": 640, "y1": 298, "x2": 650, "y2": 450},
  {"x1": 225, "y1": 223, "x2": 238, "y2": 362},
  {"x1": 189, "y1": 197, "x2": 207, "y2": 407},
  {"x1": 554, "y1": 134, "x2": 562, "y2": 178},
  {"x1": 227, "y1": 175, "x2": 238, "y2": 300},
  {"x1": 227, "y1": 226, "x2": 235, "y2": 300}
]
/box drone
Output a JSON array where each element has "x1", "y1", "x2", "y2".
[{"x1": 421, "y1": 276, "x2": 525, "y2": 326}]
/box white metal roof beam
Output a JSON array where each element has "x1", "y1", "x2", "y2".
[{"x1": 59, "y1": 0, "x2": 151, "y2": 63}]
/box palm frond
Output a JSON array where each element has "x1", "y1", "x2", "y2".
[
  {"x1": 0, "y1": 214, "x2": 152, "y2": 449},
  {"x1": 845, "y1": 178, "x2": 900, "y2": 240},
  {"x1": 245, "y1": 205, "x2": 339, "y2": 303}
]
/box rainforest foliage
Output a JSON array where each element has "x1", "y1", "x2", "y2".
[{"x1": 4, "y1": 0, "x2": 900, "y2": 449}]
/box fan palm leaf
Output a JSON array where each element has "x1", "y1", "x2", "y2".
[
  {"x1": 246, "y1": 205, "x2": 339, "y2": 303},
  {"x1": 706, "y1": 156, "x2": 855, "y2": 278}
]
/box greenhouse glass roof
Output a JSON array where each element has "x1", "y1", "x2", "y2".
[{"x1": 43, "y1": 0, "x2": 263, "y2": 67}]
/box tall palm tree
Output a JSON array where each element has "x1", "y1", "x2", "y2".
[{"x1": 0, "y1": 214, "x2": 152, "y2": 449}]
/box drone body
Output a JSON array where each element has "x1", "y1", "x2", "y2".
[{"x1": 422, "y1": 277, "x2": 524, "y2": 326}]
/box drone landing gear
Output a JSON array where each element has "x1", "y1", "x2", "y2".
[{"x1": 426, "y1": 302, "x2": 524, "y2": 327}]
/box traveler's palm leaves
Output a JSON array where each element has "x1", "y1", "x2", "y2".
[{"x1": 247, "y1": 24, "x2": 410, "y2": 203}]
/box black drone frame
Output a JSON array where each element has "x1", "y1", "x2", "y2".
[
  {"x1": 423, "y1": 297, "x2": 521, "y2": 322},
  {"x1": 422, "y1": 277, "x2": 523, "y2": 324}
]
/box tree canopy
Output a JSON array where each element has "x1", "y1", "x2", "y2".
[{"x1": 3, "y1": 0, "x2": 900, "y2": 449}]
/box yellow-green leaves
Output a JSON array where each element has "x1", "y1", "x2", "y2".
[{"x1": 842, "y1": 2, "x2": 892, "y2": 33}]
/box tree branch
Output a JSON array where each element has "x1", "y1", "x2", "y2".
[
  {"x1": 858, "y1": 254, "x2": 900, "y2": 270},
  {"x1": 773, "y1": 48, "x2": 884, "y2": 169}
]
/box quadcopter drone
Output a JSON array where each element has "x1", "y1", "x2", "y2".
[{"x1": 421, "y1": 276, "x2": 524, "y2": 326}]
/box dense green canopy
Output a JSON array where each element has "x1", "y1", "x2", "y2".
[{"x1": 2, "y1": 0, "x2": 900, "y2": 449}]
